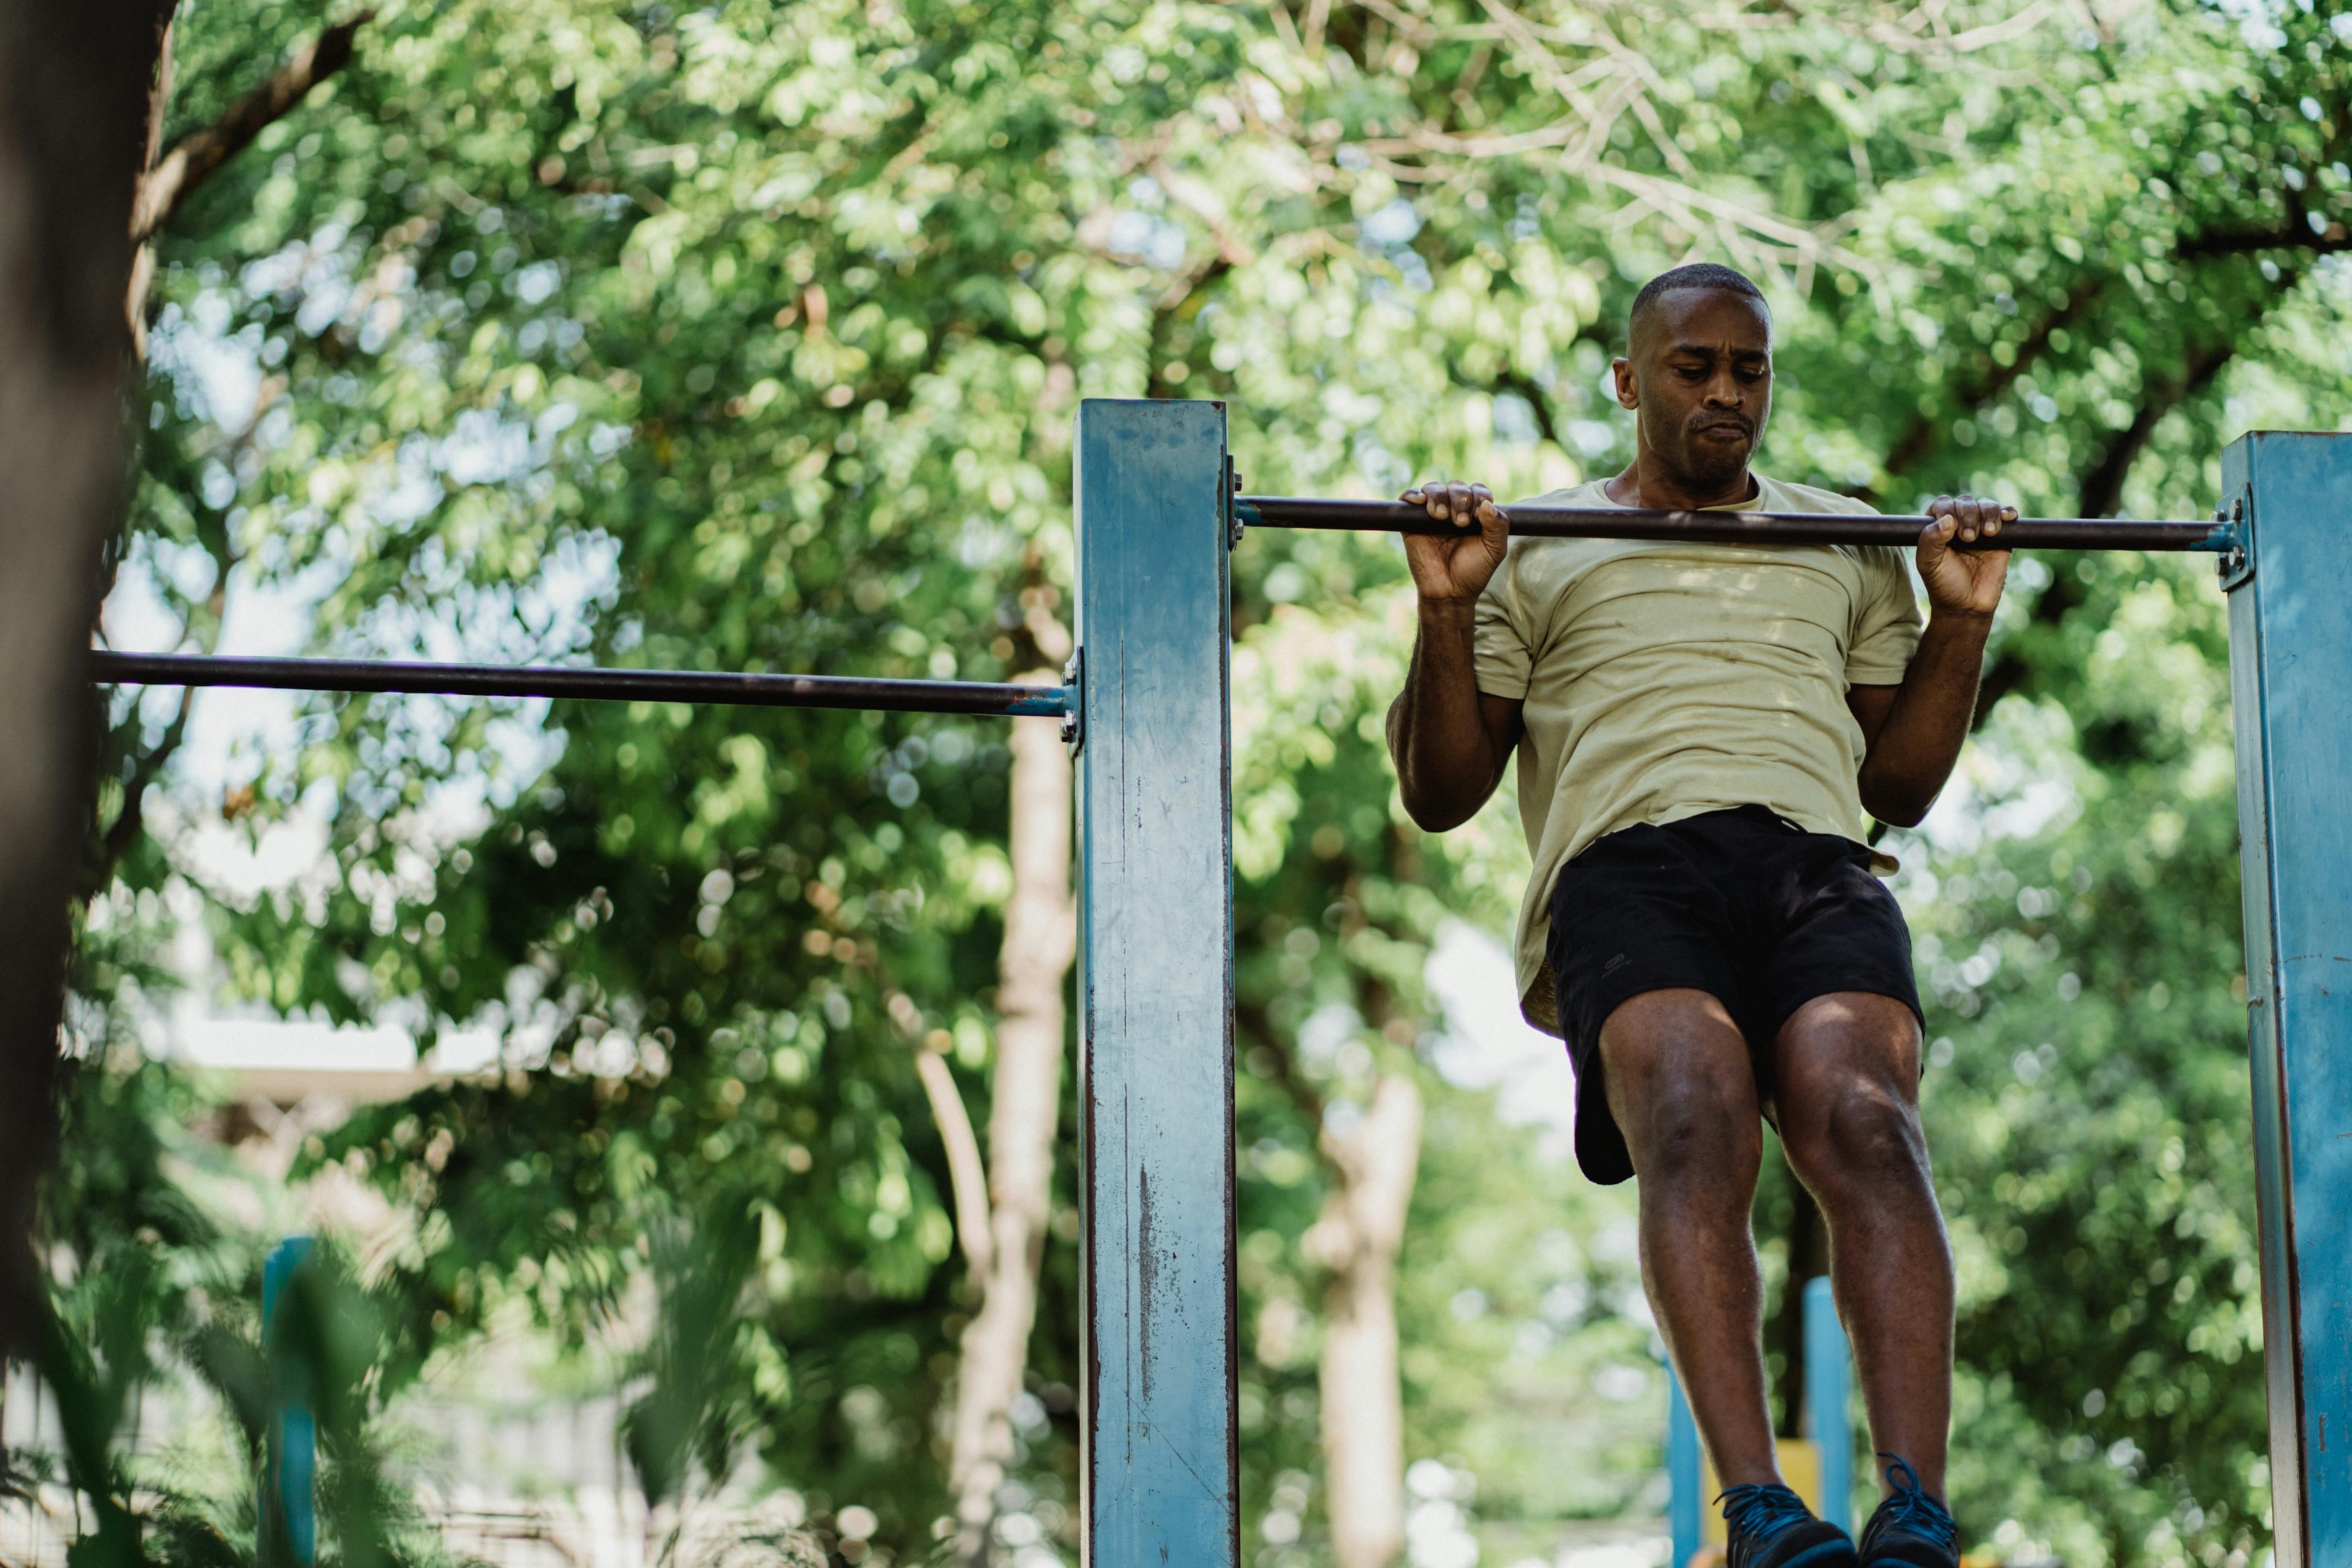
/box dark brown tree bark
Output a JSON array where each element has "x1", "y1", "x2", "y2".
[{"x1": 0, "y1": 0, "x2": 177, "y2": 1359}]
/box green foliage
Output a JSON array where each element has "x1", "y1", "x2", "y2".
[
  {"x1": 23, "y1": 1034, "x2": 446, "y2": 1568},
  {"x1": 622, "y1": 1193, "x2": 765, "y2": 1512}
]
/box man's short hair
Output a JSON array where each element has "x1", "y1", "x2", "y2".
[{"x1": 1628, "y1": 263, "x2": 1768, "y2": 344}]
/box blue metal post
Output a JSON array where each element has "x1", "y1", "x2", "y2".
[
  {"x1": 1802, "y1": 1276, "x2": 1853, "y2": 1533},
  {"x1": 2223, "y1": 433, "x2": 2352, "y2": 1568},
  {"x1": 1667, "y1": 1366, "x2": 1702, "y2": 1568},
  {"x1": 261, "y1": 1236, "x2": 318, "y2": 1567},
  {"x1": 1074, "y1": 399, "x2": 1238, "y2": 1566}
]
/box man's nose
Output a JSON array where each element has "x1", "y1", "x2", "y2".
[{"x1": 1704, "y1": 375, "x2": 1744, "y2": 407}]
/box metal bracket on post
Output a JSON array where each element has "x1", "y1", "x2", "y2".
[
  {"x1": 1060, "y1": 648, "x2": 1083, "y2": 753},
  {"x1": 1225, "y1": 454, "x2": 1245, "y2": 550},
  {"x1": 1074, "y1": 399, "x2": 1238, "y2": 1568},
  {"x1": 2225, "y1": 432, "x2": 2352, "y2": 1568},
  {"x1": 2212, "y1": 493, "x2": 2253, "y2": 592}
]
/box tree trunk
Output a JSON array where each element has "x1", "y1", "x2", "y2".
[
  {"x1": 0, "y1": 0, "x2": 176, "y2": 1360},
  {"x1": 1306, "y1": 1075, "x2": 1425, "y2": 1568},
  {"x1": 948, "y1": 677, "x2": 1075, "y2": 1566}
]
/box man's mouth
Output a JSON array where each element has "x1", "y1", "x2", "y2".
[{"x1": 1694, "y1": 420, "x2": 1753, "y2": 441}]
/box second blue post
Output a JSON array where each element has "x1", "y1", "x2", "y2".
[{"x1": 1074, "y1": 398, "x2": 1238, "y2": 1566}]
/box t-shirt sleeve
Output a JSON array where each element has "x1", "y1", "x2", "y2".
[
  {"x1": 1846, "y1": 546, "x2": 1924, "y2": 686},
  {"x1": 1472, "y1": 552, "x2": 1532, "y2": 700}
]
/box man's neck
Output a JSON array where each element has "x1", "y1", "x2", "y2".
[{"x1": 1602, "y1": 452, "x2": 1760, "y2": 511}]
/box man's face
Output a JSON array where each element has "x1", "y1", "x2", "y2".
[{"x1": 1612, "y1": 287, "x2": 1773, "y2": 494}]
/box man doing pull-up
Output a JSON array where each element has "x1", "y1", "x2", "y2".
[{"x1": 1387, "y1": 263, "x2": 2009, "y2": 1568}]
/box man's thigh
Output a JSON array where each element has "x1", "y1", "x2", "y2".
[
  {"x1": 1548, "y1": 819, "x2": 1750, "y2": 1184},
  {"x1": 1597, "y1": 989, "x2": 1763, "y2": 1173}
]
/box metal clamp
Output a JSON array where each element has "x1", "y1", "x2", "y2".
[
  {"x1": 1060, "y1": 648, "x2": 1083, "y2": 752},
  {"x1": 1225, "y1": 457, "x2": 1244, "y2": 550},
  {"x1": 2214, "y1": 494, "x2": 2253, "y2": 592}
]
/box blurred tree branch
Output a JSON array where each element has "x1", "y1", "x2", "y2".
[
  {"x1": 915, "y1": 1048, "x2": 994, "y2": 1281},
  {"x1": 128, "y1": 9, "x2": 375, "y2": 245},
  {"x1": 123, "y1": 9, "x2": 374, "y2": 356},
  {"x1": 2175, "y1": 208, "x2": 2352, "y2": 261},
  {"x1": 2073, "y1": 338, "x2": 2235, "y2": 521},
  {"x1": 97, "y1": 685, "x2": 190, "y2": 874},
  {"x1": 1877, "y1": 279, "x2": 2104, "y2": 489},
  {"x1": 1486, "y1": 367, "x2": 1566, "y2": 449}
]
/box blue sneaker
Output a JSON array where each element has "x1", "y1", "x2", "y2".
[
  {"x1": 1720, "y1": 1482, "x2": 1860, "y2": 1568},
  {"x1": 1856, "y1": 1455, "x2": 1959, "y2": 1568}
]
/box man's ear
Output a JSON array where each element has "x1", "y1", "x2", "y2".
[{"x1": 1611, "y1": 357, "x2": 1639, "y2": 410}]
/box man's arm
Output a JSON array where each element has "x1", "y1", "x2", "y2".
[
  {"x1": 1850, "y1": 494, "x2": 2014, "y2": 827},
  {"x1": 1384, "y1": 481, "x2": 1525, "y2": 832}
]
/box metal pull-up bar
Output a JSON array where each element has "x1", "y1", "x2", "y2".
[{"x1": 1236, "y1": 495, "x2": 2237, "y2": 552}]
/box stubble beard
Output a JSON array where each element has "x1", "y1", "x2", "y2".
[
  {"x1": 1645, "y1": 405, "x2": 1755, "y2": 500},
  {"x1": 1681, "y1": 438, "x2": 1751, "y2": 497}
]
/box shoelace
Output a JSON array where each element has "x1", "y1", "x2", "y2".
[
  {"x1": 1874, "y1": 1455, "x2": 1958, "y2": 1550},
  {"x1": 1720, "y1": 1483, "x2": 1816, "y2": 1543}
]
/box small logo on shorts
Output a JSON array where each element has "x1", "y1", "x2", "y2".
[{"x1": 1602, "y1": 952, "x2": 1630, "y2": 976}]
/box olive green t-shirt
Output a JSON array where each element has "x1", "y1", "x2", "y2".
[{"x1": 1473, "y1": 474, "x2": 1923, "y2": 1037}]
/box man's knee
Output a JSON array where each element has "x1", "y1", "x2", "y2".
[
  {"x1": 1781, "y1": 1074, "x2": 1926, "y2": 1193},
  {"x1": 1633, "y1": 1074, "x2": 1764, "y2": 1185},
  {"x1": 1773, "y1": 992, "x2": 1928, "y2": 1190},
  {"x1": 1598, "y1": 990, "x2": 1760, "y2": 1181}
]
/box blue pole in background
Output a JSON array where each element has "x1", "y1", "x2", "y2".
[
  {"x1": 1803, "y1": 1276, "x2": 1853, "y2": 1534},
  {"x1": 262, "y1": 1236, "x2": 317, "y2": 1568},
  {"x1": 1667, "y1": 1364, "x2": 1701, "y2": 1568}
]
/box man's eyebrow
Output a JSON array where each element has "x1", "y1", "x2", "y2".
[{"x1": 1664, "y1": 341, "x2": 1771, "y2": 357}]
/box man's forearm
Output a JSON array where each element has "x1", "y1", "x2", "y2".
[
  {"x1": 1389, "y1": 600, "x2": 1505, "y2": 830},
  {"x1": 1859, "y1": 610, "x2": 1995, "y2": 827}
]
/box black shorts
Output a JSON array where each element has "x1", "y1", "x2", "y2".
[{"x1": 1545, "y1": 804, "x2": 1923, "y2": 1185}]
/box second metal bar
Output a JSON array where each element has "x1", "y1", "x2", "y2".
[
  {"x1": 1236, "y1": 496, "x2": 2230, "y2": 552},
  {"x1": 89, "y1": 650, "x2": 1070, "y2": 718}
]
